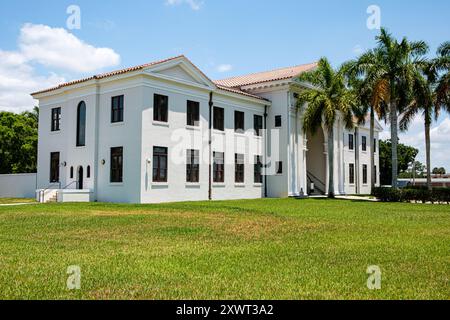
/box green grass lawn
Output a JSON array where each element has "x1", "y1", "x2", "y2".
[
  {"x1": 0, "y1": 198, "x2": 36, "y2": 204},
  {"x1": 0, "y1": 198, "x2": 448, "y2": 300}
]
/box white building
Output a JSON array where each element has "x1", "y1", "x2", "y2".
[{"x1": 32, "y1": 55, "x2": 381, "y2": 203}]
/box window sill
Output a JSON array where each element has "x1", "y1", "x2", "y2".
[
  {"x1": 235, "y1": 183, "x2": 246, "y2": 188},
  {"x1": 186, "y1": 125, "x2": 201, "y2": 131},
  {"x1": 186, "y1": 183, "x2": 201, "y2": 188},
  {"x1": 111, "y1": 122, "x2": 124, "y2": 127},
  {"x1": 50, "y1": 130, "x2": 61, "y2": 135},
  {"x1": 75, "y1": 145, "x2": 86, "y2": 149},
  {"x1": 254, "y1": 135, "x2": 263, "y2": 139},
  {"x1": 253, "y1": 183, "x2": 263, "y2": 187},
  {"x1": 110, "y1": 183, "x2": 124, "y2": 187},
  {"x1": 153, "y1": 121, "x2": 169, "y2": 128},
  {"x1": 213, "y1": 130, "x2": 226, "y2": 135},
  {"x1": 212, "y1": 183, "x2": 226, "y2": 188},
  {"x1": 234, "y1": 131, "x2": 246, "y2": 136}
]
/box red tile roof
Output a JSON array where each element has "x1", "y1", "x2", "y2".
[
  {"x1": 32, "y1": 55, "x2": 185, "y2": 96},
  {"x1": 214, "y1": 62, "x2": 318, "y2": 88},
  {"x1": 31, "y1": 55, "x2": 267, "y2": 101}
]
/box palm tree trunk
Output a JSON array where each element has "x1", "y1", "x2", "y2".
[
  {"x1": 425, "y1": 117, "x2": 432, "y2": 191},
  {"x1": 390, "y1": 97, "x2": 398, "y2": 189},
  {"x1": 370, "y1": 107, "x2": 375, "y2": 191},
  {"x1": 327, "y1": 127, "x2": 335, "y2": 198}
]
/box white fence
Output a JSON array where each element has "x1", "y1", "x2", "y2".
[{"x1": 0, "y1": 173, "x2": 37, "y2": 198}]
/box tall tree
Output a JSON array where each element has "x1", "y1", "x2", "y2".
[
  {"x1": 296, "y1": 58, "x2": 357, "y2": 198},
  {"x1": 379, "y1": 140, "x2": 418, "y2": 185},
  {"x1": 347, "y1": 28, "x2": 428, "y2": 188},
  {"x1": 400, "y1": 42, "x2": 450, "y2": 190},
  {"x1": 0, "y1": 108, "x2": 39, "y2": 174}
]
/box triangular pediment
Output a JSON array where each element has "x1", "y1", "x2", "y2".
[{"x1": 144, "y1": 56, "x2": 215, "y2": 89}]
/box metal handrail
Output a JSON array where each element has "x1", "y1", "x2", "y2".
[
  {"x1": 39, "y1": 183, "x2": 58, "y2": 203},
  {"x1": 61, "y1": 181, "x2": 78, "y2": 190},
  {"x1": 307, "y1": 171, "x2": 326, "y2": 194}
]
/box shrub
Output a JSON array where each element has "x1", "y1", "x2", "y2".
[{"x1": 372, "y1": 187, "x2": 450, "y2": 203}]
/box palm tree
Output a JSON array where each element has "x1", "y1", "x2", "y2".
[
  {"x1": 296, "y1": 58, "x2": 357, "y2": 198},
  {"x1": 347, "y1": 28, "x2": 428, "y2": 188},
  {"x1": 342, "y1": 63, "x2": 388, "y2": 191},
  {"x1": 400, "y1": 42, "x2": 450, "y2": 190}
]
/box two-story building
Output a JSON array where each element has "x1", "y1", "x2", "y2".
[{"x1": 32, "y1": 55, "x2": 381, "y2": 203}]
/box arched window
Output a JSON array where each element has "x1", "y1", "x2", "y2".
[
  {"x1": 76, "y1": 101, "x2": 86, "y2": 147},
  {"x1": 87, "y1": 165, "x2": 91, "y2": 178},
  {"x1": 70, "y1": 166, "x2": 74, "y2": 179}
]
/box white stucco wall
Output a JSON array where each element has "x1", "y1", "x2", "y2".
[{"x1": 0, "y1": 173, "x2": 37, "y2": 198}]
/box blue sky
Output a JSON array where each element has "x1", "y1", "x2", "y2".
[{"x1": 0, "y1": 0, "x2": 449, "y2": 167}]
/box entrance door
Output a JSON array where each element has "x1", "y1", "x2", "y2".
[{"x1": 77, "y1": 166, "x2": 84, "y2": 190}]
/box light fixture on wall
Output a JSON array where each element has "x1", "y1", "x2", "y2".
[
  {"x1": 147, "y1": 158, "x2": 151, "y2": 164},
  {"x1": 101, "y1": 159, "x2": 106, "y2": 165},
  {"x1": 62, "y1": 161, "x2": 67, "y2": 167}
]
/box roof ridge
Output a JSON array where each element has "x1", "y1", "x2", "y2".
[
  {"x1": 215, "y1": 61, "x2": 318, "y2": 82},
  {"x1": 31, "y1": 55, "x2": 186, "y2": 95}
]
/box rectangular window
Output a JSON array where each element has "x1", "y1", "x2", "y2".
[
  {"x1": 154, "y1": 94, "x2": 168, "y2": 123},
  {"x1": 213, "y1": 107, "x2": 224, "y2": 131},
  {"x1": 234, "y1": 111, "x2": 245, "y2": 133},
  {"x1": 111, "y1": 95, "x2": 124, "y2": 123},
  {"x1": 254, "y1": 155, "x2": 263, "y2": 184},
  {"x1": 213, "y1": 152, "x2": 225, "y2": 183},
  {"x1": 153, "y1": 147, "x2": 168, "y2": 182},
  {"x1": 275, "y1": 115, "x2": 282, "y2": 128},
  {"x1": 186, "y1": 149, "x2": 200, "y2": 183},
  {"x1": 363, "y1": 164, "x2": 368, "y2": 184},
  {"x1": 349, "y1": 163, "x2": 355, "y2": 184},
  {"x1": 254, "y1": 115, "x2": 263, "y2": 136},
  {"x1": 50, "y1": 152, "x2": 60, "y2": 183},
  {"x1": 51, "y1": 108, "x2": 61, "y2": 132},
  {"x1": 110, "y1": 147, "x2": 123, "y2": 183},
  {"x1": 348, "y1": 134, "x2": 354, "y2": 150},
  {"x1": 276, "y1": 161, "x2": 283, "y2": 175},
  {"x1": 374, "y1": 165, "x2": 377, "y2": 183},
  {"x1": 374, "y1": 139, "x2": 377, "y2": 153},
  {"x1": 187, "y1": 100, "x2": 200, "y2": 126},
  {"x1": 362, "y1": 136, "x2": 367, "y2": 151},
  {"x1": 235, "y1": 153, "x2": 245, "y2": 183}
]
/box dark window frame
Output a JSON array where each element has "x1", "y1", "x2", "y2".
[
  {"x1": 254, "y1": 155, "x2": 263, "y2": 184},
  {"x1": 374, "y1": 139, "x2": 377, "y2": 153},
  {"x1": 186, "y1": 149, "x2": 200, "y2": 183},
  {"x1": 363, "y1": 164, "x2": 368, "y2": 184},
  {"x1": 187, "y1": 100, "x2": 200, "y2": 127},
  {"x1": 51, "y1": 107, "x2": 61, "y2": 132},
  {"x1": 349, "y1": 163, "x2": 355, "y2": 184},
  {"x1": 213, "y1": 152, "x2": 225, "y2": 183},
  {"x1": 87, "y1": 165, "x2": 91, "y2": 178},
  {"x1": 254, "y1": 115, "x2": 263, "y2": 136},
  {"x1": 362, "y1": 136, "x2": 367, "y2": 152},
  {"x1": 276, "y1": 161, "x2": 283, "y2": 175},
  {"x1": 70, "y1": 166, "x2": 74, "y2": 179},
  {"x1": 76, "y1": 101, "x2": 86, "y2": 147},
  {"x1": 275, "y1": 115, "x2": 282, "y2": 128},
  {"x1": 111, "y1": 95, "x2": 124, "y2": 123},
  {"x1": 153, "y1": 146, "x2": 168, "y2": 182},
  {"x1": 235, "y1": 153, "x2": 245, "y2": 183},
  {"x1": 50, "y1": 152, "x2": 60, "y2": 183},
  {"x1": 348, "y1": 134, "x2": 354, "y2": 150},
  {"x1": 234, "y1": 111, "x2": 245, "y2": 133},
  {"x1": 154, "y1": 94, "x2": 169, "y2": 123},
  {"x1": 110, "y1": 147, "x2": 123, "y2": 183},
  {"x1": 213, "y1": 107, "x2": 224, "y2": 131}
]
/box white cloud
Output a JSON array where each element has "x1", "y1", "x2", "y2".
[
  {"x1": 217, "y1": 64, "x2": 233, "y2": 73},
  {"x1": 19, "y1": 23, "x2": 120, "y2": 73},
  {"x1": 0, "y1": 24, "x2": 120, "y2": 112},
  {"x1": 165, "y1": 0, "x2": 204, "y2": 11}
]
